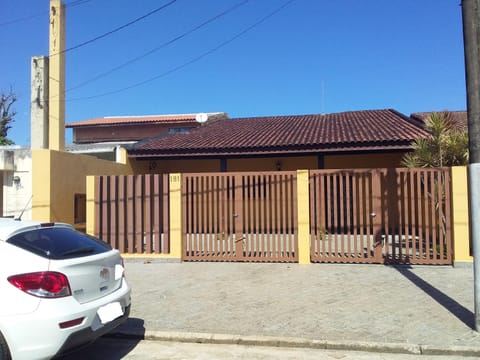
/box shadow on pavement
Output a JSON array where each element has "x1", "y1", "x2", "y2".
[
  {"x1": 56, "y1": 318, "x2": 145, "y2": 360},
  {"x1": 394, "y1": 266, "x2": 474, "y2": 329}
]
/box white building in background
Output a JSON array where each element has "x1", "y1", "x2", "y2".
[{"x1": 0, "y1": 146, "x2": 32, "y2": 220}]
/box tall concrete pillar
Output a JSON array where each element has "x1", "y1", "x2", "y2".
[
  {"x1": 31, "y1": 56, "x2": 49, "y2": 149},
  {"x1": 48, "y1": 0, "x2": 65, "y2": 151}
]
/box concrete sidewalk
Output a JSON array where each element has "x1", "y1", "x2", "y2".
[{"x1": 112, "y1": 261, "x2": 480, "y2": 357}]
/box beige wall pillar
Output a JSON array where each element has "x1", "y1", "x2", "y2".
[
  {"x1": 49, "y1": 0, "x2": 65, "y2": 151},
  {"x1": 168, "y1": 173, "x2": 182, "y2": 259},
  {"x1": 86, "y1": 176, "x2": 96, "y2": 236},
  {"x1": 297, "y1": 169, "x2": 311, "y2": 264},
  {"x1": 452, "y1": 166, "x2": 473, "y2": 265}
]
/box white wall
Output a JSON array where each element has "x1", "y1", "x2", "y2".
[{"x1": 2, "y1": 148, "x2": 32, "y2": 220}]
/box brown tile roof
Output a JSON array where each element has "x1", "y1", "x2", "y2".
[
  {"x1": 129, "y1": 109, "x2": 430, "y2": 158},
  {"x1": 410, "y1": 111, "x2": 467, "y2": 131},
  {"x1": 66, "y1": 113, "x2": 227, "y2": 128}
]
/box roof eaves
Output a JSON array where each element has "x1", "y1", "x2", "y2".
[{"x1": 128, "y1": 140, "x2": 415, "y2": 158}]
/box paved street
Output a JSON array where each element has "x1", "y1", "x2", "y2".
[{"x1": 115, "y1": 261, "x2": 479, "y2": 353}]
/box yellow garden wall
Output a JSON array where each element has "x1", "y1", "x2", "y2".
[
  {"x1": 82, "y1": 163, "x2": 472, "y2": 265},
  {"x1": 32, "y1": 149, "x2": 133, "y2": 225}
]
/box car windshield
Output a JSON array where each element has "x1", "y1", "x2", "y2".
[{"x1": 7, "y1": 227, "x2": 111, "y2": 260}]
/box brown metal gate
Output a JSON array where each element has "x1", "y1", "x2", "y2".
[
  {"x1": 309, "y1": 168, "x2": 452, "y2": 265},
  {"x1": 95, "y1": 174, "x2": 170, "y2": 254},
  {"x1": 182, "y1": 172, "x2": 298, "y2": 262}
]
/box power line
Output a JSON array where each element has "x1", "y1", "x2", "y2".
[
  {"x1": 0, "y1": 0, "x2": 91, "y2": 27},
  {"x1": 67, "y1": 0, "x2": 296, "y2": 102},
  {"x1": 65, "y1": 0, "x2": 92, "y2": 7},
  {"x1": 52, "y1": 0, "x2": 178, "y2": 56},
  {"x1": 67, "y1": 0, "x2": 250, "y2": 93}
]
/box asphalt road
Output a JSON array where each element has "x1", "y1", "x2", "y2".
[{"x1": 59, "y1": 337, "x2": 473, "y2": 360}]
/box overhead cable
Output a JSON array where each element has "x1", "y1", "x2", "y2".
[
  {"x1": 52, "y1": 0, "x2": 178, "y2": 56},
  {"x1": 67, "y1": 0, "x2": 296, "y2": 102},
  {"x1": 67, "y1": 0, "x2": 250, "y2": 92},
  {"x1": 0, "y1": 0, "x2": 91, "y2": 27}
]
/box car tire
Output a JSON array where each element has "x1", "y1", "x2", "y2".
[{"x1": 0, "y1": 331, "x2": 11, "y2": 360}]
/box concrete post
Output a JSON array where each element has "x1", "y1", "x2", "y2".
[
  {"x1": 462, "y1": 0, "x2": 480, "y2": 331},
  {"x1": 48, "y1": 0, "x2": 65, "y2": 151},
  {"x1": 31, "y1": 56, "x2": 49, "y2": 149}
]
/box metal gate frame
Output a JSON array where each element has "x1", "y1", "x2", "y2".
[
  {"x1": 309, "y1": 168, "x2": 453, "y2": 265},
  {"x1": 182, "y1": 172, "x2": 298, "y2": 262}
]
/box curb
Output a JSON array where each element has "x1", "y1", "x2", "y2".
[{"x1": 107, "y1": 329, "x2": 480, "y2": 357}]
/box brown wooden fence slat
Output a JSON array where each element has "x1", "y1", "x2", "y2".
[
  {"x1": 144, "y1": 175, "x2": 152, "y2": 254},
  {"x1": 152, "y1": 174, "x2": 160, "y2": 253},
  {"x1": 117, "y1": 176, "x2": 126, "y2": 253},
  {"x1": 101, "y1": 176, "x2": 109, "y2": 243}
]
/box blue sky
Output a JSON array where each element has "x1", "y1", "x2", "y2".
[{"x1": 1, "y1": 0, "x2": 467, "y2": 146}]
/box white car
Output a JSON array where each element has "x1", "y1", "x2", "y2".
[{"x1": 0, "y1": 218, "x2": 131, "y2": 360}]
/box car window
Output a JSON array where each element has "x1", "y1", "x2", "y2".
[{"x1": 7, "y1": 227, "x2": 112, "y2": 260}]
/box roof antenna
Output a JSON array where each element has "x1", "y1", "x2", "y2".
[
  {"x1": 321, "y1": 80, "x2": 325, "y2": 115},
  {"x1": 16, "y1": 195, "x2": 33, "y2": 221}
]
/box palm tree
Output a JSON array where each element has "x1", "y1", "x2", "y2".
[
  {"x1": 401, "y1": 111, "x2": 467, "y2": 251},
  {"x1": 402, "y1": 111, "x2": 468, "y2": 168}
]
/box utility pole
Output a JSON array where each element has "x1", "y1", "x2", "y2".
[
  {"x1": 462, "y1": 0, "x2": 480, "y2": 331},
  {"x1": 48, "y1": 0, "x2": 66, "y2": 151}
]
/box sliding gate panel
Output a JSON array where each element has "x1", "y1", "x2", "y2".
[
  {"x1": 380, "y1": 168, "x2": 452, "y2": 265},
  {"x1": 309, "y1": 170, "x2": 382, "y2": 263},
  {"x1": 182, "y1": 172, "x2": 298, "y2": 262},
  {"x1": 309, "y1": 168, "x2": 452, "y2": 265}
]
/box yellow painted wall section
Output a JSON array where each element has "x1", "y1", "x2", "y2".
[
  {"x1": 451, "y1": 166, "x2": 472, "y2": 264},
  {"x1": 297, "y1": 169, "x2": 310, "y2": 264},
  {"x1": 228, "y1": 157, "x2": 318, "y2": 172},
  {"x1": 325, "y1": 153, "x2": 405, "y2": 169},
  {"x1": 32, "y1": 150, "x2": 52, "y2": 221},
  {"x1": 130, "y1": 156, "x2": 318, "y2": 173},
  {"x1": 169, "y1": 173, "x2": 182, "y2": 259},
  {"x1": 32, "y1": 150, "x2": 133, "y2": 224},
  {"x1": 130, "y1": 153, "x2": 407, "y2": 174},
  {"x1": 131, "y1": 159, "x2": 221, "y2": 173},
  {"x1": 86, "y1": 176, "x2": 95, "y2": 236},
  {"x1": 119, "y1": 147, "x2": 129, "y2": 164}
]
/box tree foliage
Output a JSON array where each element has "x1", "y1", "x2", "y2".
[
  {"x1": 0, "y1": 91, "x2": 16, "y2": 145},
  {"x1": 402, "y1": 111, "x2": 468, "y2": 168}
]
